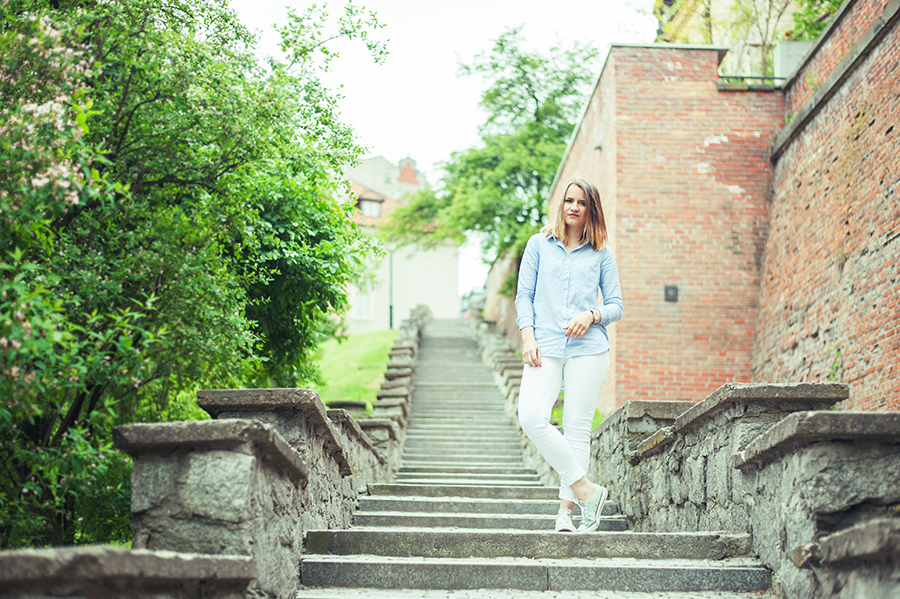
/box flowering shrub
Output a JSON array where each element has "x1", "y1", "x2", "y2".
[{"x1": 1, "y1": 0, "x2": 382, "y2": 547}]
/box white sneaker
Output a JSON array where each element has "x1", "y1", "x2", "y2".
[
  {"x1": 555, "y1": 507, "x2": 576, "y2": 532},
  {"x1": 576, "y1": 484, "x2": 608, "y2": 533}
]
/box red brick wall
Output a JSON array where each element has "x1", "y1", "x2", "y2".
[
  {"x1": 755, "y1": 3, "x2": 900, "y2": 411},
  {"x1": 607, "y1": 46, "x2": 785, "y2": 409},
  {"x1": 549, "y1": 53, "x2": 620, "y2": 414},
  {"x1": 786, "y1": 0, "x2": 893, "y2": 116}
]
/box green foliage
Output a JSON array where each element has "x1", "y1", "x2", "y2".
[
  {"x1": 1, "y1": 0, "x2": 383, "y2": 547},
  {"x1": 311, "y1": 329, "x2": 398, "y2": 409},
  {"x1": 786, "y1": 0, "x2": 846, "y2": 41},
  {"x1": 827, "y1": 348, "x2": 842, "y2": 381},
  {"x1": 385, "y1": 27, "x2": 600, "y2": 260}
]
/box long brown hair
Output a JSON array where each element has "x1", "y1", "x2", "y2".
[{"x1": 542, "y1": 178, "x2": 608, "y2": 250}]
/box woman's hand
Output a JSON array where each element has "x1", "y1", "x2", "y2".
[
  {"x1": 564, "y1": 311, "x2": 594, "y2": 339},
  {"x1": 521, "y1": 327, "x2": 542, "y2": 367}
]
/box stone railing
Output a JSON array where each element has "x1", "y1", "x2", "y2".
[
  {"x1": 0, "y1": 546, "x2": 254, "y2": 599},
  {"x1": 592, "y1": 383, "x2": 900, "y2": 599},
  {"x1": 0, "y1": 307, "x2": 429, "y2": 599}
]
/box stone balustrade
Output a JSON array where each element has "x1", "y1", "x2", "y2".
[
  {"x1": 0, "y1": 546, "x2": 255, "y2": 599},
  {"x1": 0, "y1": 307, "x2": 430, "y2": 599}
]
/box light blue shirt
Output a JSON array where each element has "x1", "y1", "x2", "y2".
[{"x1": 515, "y1": 232, "x2": 623, "y2": 358}]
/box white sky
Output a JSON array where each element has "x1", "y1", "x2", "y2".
[{"x1": 228, "y1": 0, "x2": 659, "y2": 293}]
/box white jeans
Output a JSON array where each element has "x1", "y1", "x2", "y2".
[{"x1": 517, "y1": 351, "x2": 610, "y2": 502}]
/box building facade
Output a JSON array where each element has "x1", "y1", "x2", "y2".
[{"x1": 344, "y1": 157, "x2": 460, "y2": 334}]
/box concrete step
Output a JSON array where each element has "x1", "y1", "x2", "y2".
[
  {"x1": 396, "y1": 465, "x2": 534, "y2": 475},
  {"x1": 299, "y1": 555, "x2": 770, "y2": 592},
  {"x1": 403, "y1": 441, "x2": 523, "y2": 451},
  {"x1": 396, "y1": 455, "x2": 525, "y2": 465},
  {"x1": 352, "y1": 512, "x2": 628, "y2": 531},
  {"x1": 395, "y1": 471, "x2": 540, "y2": 481},
  {"x1": 380, "y1": 477, "x2": 545, "y2": 487},
  {"x1": 356, "y1": 496, "x2": 620, "y2": 516},
  {"x1": 404, "y1": 433, "x2": 520, "y2": 441},
  {"x1": 305, "y1": 529, "x2": 751, "y2": 560},
  {"x1": 402, "y1": 451, "x2": 524, "y2": 460},
  {"x1": 367, "y1": 485, "x2": 561, "y2": 499},
  {"x1": 295, "y1": 588, "x2": 776, "y2": 599}
]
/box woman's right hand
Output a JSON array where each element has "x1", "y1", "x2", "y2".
[{"x1": 521, "y1": 328, "x2": 542, "y2": 368}]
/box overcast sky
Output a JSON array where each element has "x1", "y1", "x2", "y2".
[{"x1": 227, "y1": 0, "x2": 659, "y2": 293}]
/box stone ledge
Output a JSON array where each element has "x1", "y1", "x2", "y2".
[
  {"x1": 385, "y1": 366, "x2": 414, "y2": 380},
  {"x1": 624, "y1": 400, "x2": 694, "y2": 422},
  {"x1": 628, "y1": 426, "x2": 676, "y2": 465},
  {"x1": 627, "y1": 383, "x2": 848, "y2": 464},
  {"x1": 733, "y1": 411, "x2": 900, "y2": 470},
  {"x1": 327, "y1": 409, "x2": 386, "y2": 465},
  {"x1": 196, "y1": 387, "x2": 351, "y2": 475},
  {"x1": 0, "y1": 546, "x2": 255, "y2": 583},
  {"x1": 114, "y1": 419, "x2": 309, "y2": 484},
  {"x1": 357, "y1": 418, "x2": 400, "y2": 441},
  {"x1": 817, "y1": 518, "x2": 900, "y2": 565},
  {"x1": 674, "y1": 382, "x2": 846, "y2": 435}
]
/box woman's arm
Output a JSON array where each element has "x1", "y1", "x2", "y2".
[
  {"x1": 596, "y1": 249, "x2": 623, "y2": 326},
  {"x1": 516, "y1": 237, "x2": 542, "y2": 366}
]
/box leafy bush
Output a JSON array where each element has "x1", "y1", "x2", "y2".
[{"x1": 0, "y1": 0, "x2": 384, "y2": 547}]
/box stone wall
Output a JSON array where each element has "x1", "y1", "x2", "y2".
[
  {"x1": 591, "y1": 384, "x2": 900, "y2": 599},
  {"x1": 0, "y1": 307, "x2": 428, "y2": 599},
  {"x1": 756, "y1": 0, "x2": 900, "y2": 411}
]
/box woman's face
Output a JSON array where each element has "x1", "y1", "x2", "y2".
[{"x1": 563, "y1": 184, "x2": 588, "y2": 230}]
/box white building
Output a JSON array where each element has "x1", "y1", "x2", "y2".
[{"x1": 344, "y1": 156, "x2": 460, "y2": 333}]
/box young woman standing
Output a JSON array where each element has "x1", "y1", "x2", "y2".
[{"x1": 515, "y1": 178, "x2": 623, "y2": 533}]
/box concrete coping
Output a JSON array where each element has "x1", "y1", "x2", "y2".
[
  {"x1": 732, "y1": 411, "x2": 900, "y2": 470},
  {"x1": 381, "y1": 375, "x2": 413, "y2": 389},
  {"x1": 816, "y1": 518, "x2": 900, "y2": 565},
  {"x1": 196, "y1": 387, "x2": 350, "y2": 474},
  {"x1": 376, "y1": 386, "x2": 411, "y2": 400},
  {"x1": 356, "y1": 418, "x2": 400, "y2": 441},
  {"x1": 114, "y1": 419, "x2": 309, "y2": 484},
  {"x1": 593, "y1": 400, "x2": 694, "y2": 441},
  {"x1": 630, "y1": 383, "x2": 849, "y2": 462},
  {"x1": 0, "y1": 546, "x2": 256, "y2": 585},
  {"x1": 385, "y1": 366, "x2": 414, "y2": 380},
  {"x1": 327, "y1": 399, "x2": 369, "y2": 410},
  {"x1": 327, "y1": 409, "x2": 386, "y2": 465}
]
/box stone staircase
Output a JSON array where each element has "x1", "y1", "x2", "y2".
[{"x1": 298, "y1": 319, "x2": 774, "y2": 598}]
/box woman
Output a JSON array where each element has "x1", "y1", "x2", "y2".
[{"x1": 515, "y1": 178, "x2": 623, "y2": 533}]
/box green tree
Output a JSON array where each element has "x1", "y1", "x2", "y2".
[
  {"x1": 385, "y1": 27, "x2": 600, "y2": 262},
  {"x1": 786, "y1": 0, "x2": 846, "y2": 40},
  {"x1": 0, "y1": 0, "x2": 384, "y2": 547}
]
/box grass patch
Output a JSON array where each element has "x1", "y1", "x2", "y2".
[{"x1": 311, "y1": 329, "x2": 399, "y2": 409}]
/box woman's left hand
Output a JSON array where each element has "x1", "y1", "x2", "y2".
[{"x1": 564, "y1": 310, "x2": 594, "y2": 338}]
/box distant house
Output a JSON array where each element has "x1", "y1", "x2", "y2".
[{"x1": 344, "y1": 156, "x2": 460, "y2": 334}]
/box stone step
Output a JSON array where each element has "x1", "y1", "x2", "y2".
[
  {"x1": 367, "y1": 485, "x2": 560, "y2": 499},
  {"x1": 402, "y1": 451, "x2": 524, "y2": 460},
  {"x1": 396, "y1": 455, "x2": 525, "y2": 465},
  {"x1": 394, "y1": 474, "x2": 543, "y2": 485},
  {"x1": 352, "y1": 512, "x2": 628, "y2": 531},
  {"x1": 383, "y1": 477, "x2": 545, "y2": 487},
  {"x1": 403, "y1": 441, "x2": 523, "y2": 451},
  {"x1": 356, "y1": 496, "x2": 620, "y2": 516},
  {"x1": 295, "y1": 588, "x2": 774, "y2": 599},
  {"x1": 305, "y1": 529, "x2": 751, "y2": 560},
  {"x1": 404, "y1": 432, "x2": 520, "y2": 440},
  {"x1": 299, "y1": 555, "x2": 770, "y2": 592},
  {"x1": 396, "y1": 465, "x2": 534, "y2": 475}
]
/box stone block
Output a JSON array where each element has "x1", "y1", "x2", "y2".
[
  {"x1": 182, "y1": 451, "x2": 254, "y2": 522},
  {"x1": 197, "y1": 387, "x2": 351, "y2": 476},
  {"x1": 385, "y1": 366, "x2": 414, "y2": 379},
  {"x1": 0, "y1": 546, "x2": 254, "y2": 599},
  {"x1": 733, "y1": 411, "x2": 900, "y2": 470}
]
